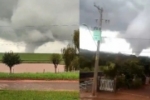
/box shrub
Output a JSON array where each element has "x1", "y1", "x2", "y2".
[
  {"x1": 141, "y1": 74, "x2": 146, "y2": 85},
  {"x1": 80, "y1": 67, "x2": 91, "y2": 72},
  {"x1": 116, "y1": 75, "x2": 126, "y2": 89},
  {"x1": 131, "y1": 77, "x2": 142, "y2": 89}
]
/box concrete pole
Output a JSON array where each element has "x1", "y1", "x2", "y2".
[{"x1": 92, "y1": 3, "x2": 109, "y2": 96}]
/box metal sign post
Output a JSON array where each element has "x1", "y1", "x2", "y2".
[{"x1": 93, "y1": 27, "x2": 101, "y2": 41}]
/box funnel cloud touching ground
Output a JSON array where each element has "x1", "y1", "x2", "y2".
[
  {"x1": 0, "y1": 0, "x2": 79, "y2": 52},
  {"x1": 80, "y1": 0, "x2": 150, "y2": 55}
]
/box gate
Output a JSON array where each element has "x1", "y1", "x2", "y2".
[{"x1": 99, "y1": 78, "x2": 115, "y2": 92}]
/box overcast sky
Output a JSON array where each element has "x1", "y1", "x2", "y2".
[
  {"x1": 0, "y1": 0, "x2": 79, "y2": 53},
  {"x1": 80, "y1": 0, "x2": 150, "y2": 56}
]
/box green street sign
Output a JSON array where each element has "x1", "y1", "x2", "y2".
[{"x1": 93, "y1": 27, "x2": 101, "y2": 41}]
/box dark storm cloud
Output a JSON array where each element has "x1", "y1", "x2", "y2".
[
  {"x1": 0, "y1": 0, "x2": 79, "y2": 52},
  {"x1": 0, "y1": 0, "x2": 18, "y2": 19},
  {"x1": 80, "y1": 0, "x2": 144, "y2": 31},
  {"x1": 80, "y1": 0, "x2": 150, "y2": 55}
]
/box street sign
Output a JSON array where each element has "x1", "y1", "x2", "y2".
[{"x1": 93, "y1": 27, "x2": 101, "y2": 41}]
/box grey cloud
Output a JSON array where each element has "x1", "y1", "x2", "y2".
[
  {"x1": 80, "y1": 0, "x2": 143, "y2": 31},
  {"x1": 0, "y1": 0, "x2": 18, "y2": 19},
  {"x1": 121, "y1": 5, "x2": 150, "y2": 55},
  {"x1": 0, "y1": 0, "x2": 79, "y2": 52},
  {"x1": 80, "y1": 0, "x2": 150, "y2": 55}
]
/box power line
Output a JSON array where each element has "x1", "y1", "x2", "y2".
[
  {"x1": 1, "y1": 42, "x2": 150, "y2": 53},
  {"x1": 0, "y1": 25, "x2": 78, "y2": 27},
  {"x1": 84, "y1": 31, "x2": 150, "y2": 40},
  {"x1": 82, "y1": 29, "x2": 150, "y2": 51},
  {"x1": 103, "y1": 37, "x2": 150, "y2": 40},
  {"x1": 101, "y1": 51, "x2": 150, "y2": 53}
]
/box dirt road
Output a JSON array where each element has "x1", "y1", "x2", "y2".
[
  {"x1": 80, "y1": 92, "x2": 150, "y2": 100},
  {"x1": 80, "y1": 85, "x2": 150, "y2": 100},
  {"x1": 0, "y1": 63, "x2": 65, "y2": 73},
  {"x1": 0, "y1": 80, "x2": 79, "y2": 91}
]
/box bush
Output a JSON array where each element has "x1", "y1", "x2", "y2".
[
  {"x1": 80, "y1": 67, "x2": 91, "y2": 72},
  {"x1": 116, "y1": 75, "x2": 126, "y2": 89},
  {"x1": 141, "y1": 74, "x2": 146, "y2": 85},
  {"x1": 131, "y1": 77, "x2": 142, "y2": 89}
]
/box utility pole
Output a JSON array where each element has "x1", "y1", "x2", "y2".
[{"x1": 92, "y1": 3, "x2": 109, "y2": 96}]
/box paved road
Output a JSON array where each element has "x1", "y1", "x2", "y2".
[{"x1": 0, "y1": 80, "x2": 79, "y2": 91}]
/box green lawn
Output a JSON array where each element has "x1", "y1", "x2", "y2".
[
  {"x1": 0, "y1": 53, "x2": 64, "y2": 63},
  {"x1": 0, "y1": 90, "x2": 79, "y2": 100},
  {"x1": 0, "y1": 72, "x2": 79, "y2": 80}
]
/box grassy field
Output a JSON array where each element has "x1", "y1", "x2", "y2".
[
  {"x1": 0, "y1": 53, "x2": 64, "y2": 63},
  {"x1": 0, "y1": 90, "x2": 79, "y2": 100},
  {"x1": 0, "y1": 72, "x2": 79, "y2": 80}
]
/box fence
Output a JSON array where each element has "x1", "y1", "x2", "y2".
[
  {"x1": 80, "y1": 76, "x2": 116, "y2": 92},
  {"x1": 99, "y1": 78, "x2": 116, "y2": 92}
]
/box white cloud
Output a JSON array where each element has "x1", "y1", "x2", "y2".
[
  {"x1": 0, "y1": 38, "x2": 67, "y2": 53},
  {"x1": 0, "y1": 38, "x2": 25, "y2": 52},
  {"x1": 80, "y1": 27, "x2": 150, "y2": 56},
  {"x1": 35, "y1": 41, "x2": 68, "y2": 53}
]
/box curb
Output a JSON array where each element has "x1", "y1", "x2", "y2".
[{"x1": 0, "y1": 80, "x2": 79, "y2": 82}]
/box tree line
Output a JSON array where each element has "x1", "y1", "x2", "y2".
[{"x1": 80, "y1": 49, "x2": 150, "y2": 89}]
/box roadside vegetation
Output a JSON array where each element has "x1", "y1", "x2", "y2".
[
  {"x1": 0, "y1": 72, "x2": 79, "y2": 80},
  {"x1": 80, "y1": 49, "x2": 150, "y2": 89},
  {"x1": 0, "y1": 90, "x2": 79, "y2": 100}
]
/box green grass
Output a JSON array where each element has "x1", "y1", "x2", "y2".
[
  {"x1": 0, "y1": 90, "x2": 79, "y2": 100},
  {"x1": 0, "y1": 72, "x2": 79, "y2": 80},
  {"x1": 0, "y1": 53, "x2": 64, "y2": 64}
]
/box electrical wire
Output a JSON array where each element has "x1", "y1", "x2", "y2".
[{"x1": 0, "y1": 25, "x2": 78, "y2": 27}]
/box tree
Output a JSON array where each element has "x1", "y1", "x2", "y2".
[
  {"x1": 139, "y1": 57, "x2": 150, "y2": 76},
  {"x1": 2, "y1": 51, "x2": 21, "y2": 74},
  {"x1": 51, "y1": 53, "x2": 61, "y2": 73},
  {"x1": 101, "y1": 62, "x2": 118, "y2": 78},
  {"x1": 61, "y1": 30, "x2": 79, "y2": 71},
  {"x1": 115, "y1": 59, "x2": 144, "y2": 89},
  {"x1": 79, "y1": 54, "x2": 95, "y2": 71},
  {"x1": 62, "y1": 44, "x2": 76, "y2": 71},
  {"x1": 73, "y1": 30, "x2": 79, "y2": 52},
  {"x1": 69, "y1": 56, "x2": 79, "y2": 70}
]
